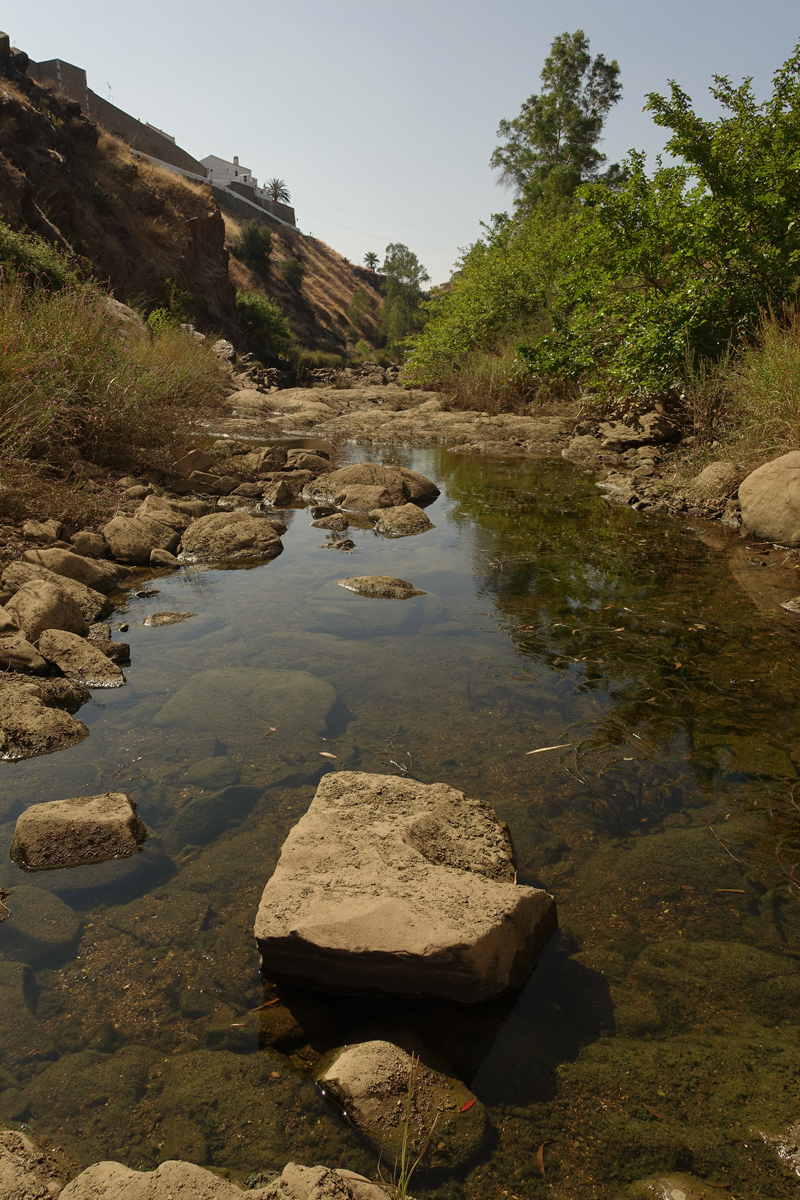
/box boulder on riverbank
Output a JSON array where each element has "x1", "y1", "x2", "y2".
[
  {"x1": 739, "y1": 451, "x2": 800, "y2": 544},
  {"x1": 60, "y1": 1160, "x2": 390, "y2": 1200},
  {"x1": 0, "y1": 1129, "x2": 68, "y2": 1200},
  {"x1": 370, "y1": 503, "x2": 435, "y2": 538},
  {"x1": 38, "y1": 629, "x2": 125, "y2": 687},
  {"x1": 255, "y1": 771, "x2": 557, "y2": 1003},
  {"x1": 4, "y1": 579, "x2": 86, "y2": 642},
  {"x1": 338, "y1": 576, "x2": 426, "y2": 599},
  {"x1": 10, "y1": 792, "x2": 147, "y2": 870},
  {"x1": 20, "y1": 548, "x2": 126, "y2": 593},
  {"x1": 0, "y1": 634, "x2": 48, "y2": 674},
  {"x1": 0, "y1": 677, "x2": 89, "y2": 759},
  {"x1": 304, "y1": 462, "x2": 439, "y2": 510},
  {"x1": 177, "y1": 512, "x2": 283, "y2": 563},
  {"x1": 320, "y1": 1037, "x2": 489, "y2": 1170},
  {"x1": 2, "y1": 562, "x2": 108, "y2": 625},
  {"x1": 102, "y1": 514, "x2": 180, "y2": 564}
]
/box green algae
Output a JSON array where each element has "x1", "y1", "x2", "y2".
[{"x1": 0, "y1": 449, "x2": 798, "y2": 1197}]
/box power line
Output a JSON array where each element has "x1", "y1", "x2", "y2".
[{"x1": 294, "y1": 210, "x2": 456, "y2": 254}]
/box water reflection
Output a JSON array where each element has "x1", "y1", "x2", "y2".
[{"x1": 0, "y1": 448, "x2": 798, "y2": 1197}]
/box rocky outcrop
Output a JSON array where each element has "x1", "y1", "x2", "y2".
[
  {"x1": 174, "y1": 210, "x2": 237, "y2": 335},
  {"x1": 0, "y1": 677, "x2": 89, "y2": 759},
  {"x1": 320, "y1": 1038, "x2": 489, "y2": 1171},
  {"x1": 597, "y1": 411, "x2": 681, "y2": 451},
  {"x1": 337, "y1": 576, "x2": 425, "y2": 599},
  {"x1": 5, "y1": 579, "x2": 86, "y2": 642},
  {"x1": 178, "y1": 512, "x2": 283, "y2": 563},
  {"x1": 304, "y1": 463, "x2": 439, "y2": 509},
  {"x1": 38, "y1": 629, "x2": 125, "y2": 687},
  {"x1": 102, "y1": 514, "x2": 179, "y2": 564},
  {"x1": 739, "y1": 452, "x2": 800, "y2": 544},
  {"x1": 20, "y1": 548, "x2": 125, "y2": 592},
  {"x1": 60, "y1": 1160, "x2": 389, "y2": 1200},
  {"x1": 10, "y1": 792, "x2": 146, "y2": 870},
  {"x1": 370, "y1": 503, "x2": 435, "y2": 538},
  {"x1": 2, "y1": 562, "x2": 108, "y2": 625},
  {"x1": 255, "y1": 771, "x2": 557, "y2": 1002}
]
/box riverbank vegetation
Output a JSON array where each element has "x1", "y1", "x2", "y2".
[
  {"x1": 0, "y1": 225, "x2": 227, "y2": 520},
  {"x1": 405, "y1": 33, "x2": 800, "y2": 458}
]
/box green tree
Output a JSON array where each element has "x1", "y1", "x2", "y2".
[
  {"x1": 235, "y1": 290, "x2": 293, "y2": 358},
  {"x1": 229, "y1": 219, "x2": 272, "y2": 281},
  {"x1": 364, "y1": 251, "x2": 379, "y2": 270},
  {"x1": 490, "y1": 29, "x2": 622, "y2": 208},
  {"x1": 379, "y1": 243, "x2": 430, "y2": 348},
  {"x1": 265, "y1": 178, "x2": 291, "y2": 204},
  {"x1": 278, "y1": 256, "x2": 305, "y2": 289}
]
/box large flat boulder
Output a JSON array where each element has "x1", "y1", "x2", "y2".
[
  {"x1": 739, "y1": 451, "x2": 800, "y2": 544},
  {"x1": 0, "y1": 678, "x2": 89, "y2": 760},
  {"x1": 370, "y1": 502, "x2": 435, "y2": 538},
  {"x1": 10, "y1": 791, "x2": 146, "y2": 870},
  {"x1": 61, "y1": 1160, "x2": 389, "y2": 1200},
  {"x1": 178, "y1": 511, "x2": 283, "y2": 563},
  {"x1": 102, "y1": 514, "x2": 179, "y2": 564},
  {"x1": 20, "y1": 547, "x2": 125, "y2": 592},
  {"x1": 2, "y1": 561, "x2": 108, "y2": 624},
  {"x1": 4, "y1": 579, "x2": 86, "y2": 642},
  {"x1": 255, "y1": 771, "x2": 557, "y2": 1002},
  {"x1": 38, "y1": 629, "x2": 125, "y2": 687},
  {"x1": 304, "y1": 462, "x2": 439, "y2": 509}
]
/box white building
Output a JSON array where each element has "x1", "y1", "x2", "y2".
[{"x1": 201, "y1": 154, "x2": 257, "y2": 187}]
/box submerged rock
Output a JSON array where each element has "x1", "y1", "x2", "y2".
[
  {"x1": 338, "y1": 575, "x2": 426, "y2": 599},
  {"x1": 0, "y1": 677, "x2": 88, "y2": 760},
  {"x1": 255, "y1": 771, "x2": 557, "y2": 1003},
  {"x1": 370, "y1": 503, "x2": 435, "y2": 538},
  {"x1": 38, "y1": 629, "x2": 125, "y2": 687},
  {"x1": 143, "y1": 611, "x2": 196, "y2": 627},
  {"x1": 0, "y1": 885, "x2": 80, "y2": 966},
  {"x1": 320, "y1": 1038, "x2": 489, "y2": 1171},
  {"x1": 178, "y1": 511, "x2": 283, "y2": 563},
  {"x1": 311, "y1": 513, "x2": 350, "y2": 531},
  {"x1": 60, "y1": 1159, "x2": 389, "y2": 1200},
  {"x1": 10, "y1": 792, "x2": 147, "y2": 870},
  {"x1": 739, "y1": 451, "x2": 800, "y2": 544}
]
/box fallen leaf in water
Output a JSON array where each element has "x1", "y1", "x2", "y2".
[
  {"x1": 611, "y1": 627, "x2": 625, "y2": 632},
  {"x1": 460, "y1": 1099, "x2": 476, "y2": 1113},
  {"x1": 526, "y1": 743, "x2": 573, "y2": 755},
  {"x1": 674, "y1": 662, "x2": 682, "y2": 668},
  {"x1": 643, "y1": 1104, "x2": 666, "y2": 1120},
  {"x1": 537, "y1": 1143, "x2": 545, "y2": 1176},
  {"x1": 319, "y1": 752, "x2": 338, "y2": 759}
]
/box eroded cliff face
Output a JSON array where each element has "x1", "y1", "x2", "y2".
[{"x1": 0, "y1": 66, "x2": 236, "y2": 335}]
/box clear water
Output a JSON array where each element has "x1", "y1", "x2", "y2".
[{"x1": 1, "y1": 446, "x2": 799, "y2": 1199}]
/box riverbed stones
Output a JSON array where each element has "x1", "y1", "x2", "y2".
[
  {"x1": 5, "y1": 579, "x2": 86, "y2": 642},
  {"x1": 38, "y1": 629, "x2": 125, "y2": 687},
  {"x1": 143, "y1": 610, "x2": 196, "y2": 627},
  {"x1": 149, "y1": 548, "x2": 179, "y2": 567},
  {"x1": 0, "y1": 635, "x2": 48, "y2": 674},
  {"x1": 178, "y1": 511, "x2": 283, "y2": 563},
  {"x1": 22, "y1": 518, "x2": 64, "y2": 545},
  {"x1": 10, "y1": 792, "x2": 146, "y2": 870},
  {"x1": 188, "y1": 469, "x2": 239, "y2": 494},
  {"x1": 239, "y1": 445, "x2": 288, "y2": 473},
  {"x1": 102, "y1": 514, "x2": 179, "y2": 564},
  {"x1": 370, "y1": 503, "x2": 435, "y2": 538},
  {"x1": 21, "y1": 547, "x2": 125, "y2": 592},
  {"x1": 0, "y1": 885, "x2": 80, "y2": 966},
  {"x1": 311, "y1": 513, "x2": 350, "y2": 531},
  {"x1": 0, "y1": 677, "x2": 89, "y2": 759},
  {"x1": 255, "y1": 771, "x2": 557, "y2": 1002},
  {"x1": 304, "y1": 462, "x2": 440, "y2": 509},
  {"x1": 70, "y1": 530, "x2": 108, "y2": 558},
  {"x1": 739, "y1": 451, "x2": 800, "y2": 544},
  {"x1": 60, "y1": 1159, "x2": 390, "y2": 1200},
  {"x1": 337, "y1": 575, "x2": 426, "y2": 599},
  {"x1": 262, "y1": 479, "x2": 295, "y2": 507},
  {"x1": 320, "y1": 1038, "x2": 489, "y2": 1170},
  {"x1": 135, "y1": 494, "x2": 192, "y2": 533},
  {"x1": 172, "y1": 448, "x2": 215, "y2": 475},
  {"x1": 0, "y1": 606, "x2": 20, "y2": 635},
  {"x1": 597, "y1": 411, "x2": 681, "y2": 451},
  {"x1": 2, "y1": 562, "x2": 107, "y2": 625}
]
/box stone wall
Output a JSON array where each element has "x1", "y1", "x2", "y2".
[
  {"x1": 28, "y1": 58, "x2": 88, "y2": 109},
  {"x1": 227, "y1": 180, "x2": 295, "y2": 226}
]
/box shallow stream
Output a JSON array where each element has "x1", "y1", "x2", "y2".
[{"x1": 1, "y1": 446, "x2": 800, "y2": 1199}]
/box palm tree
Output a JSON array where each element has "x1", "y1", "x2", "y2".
[
  {"x1": 265, "y1": 178, "x2": 291, "y2": 204},
  {"x1": 364, "y1": 251, "x2": 379, "y2": 270}
]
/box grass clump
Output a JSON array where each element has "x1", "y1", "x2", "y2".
[
  {"x1": 235, "y1": 290, "x2": 294, "y2": 358},
  {"x1": 277, "y1": 255, "x2": 305, "y2": 289},
  {"x1": 0, "y1": 278, "x2": 227, "y2": 482},
  {"x1": 0, "y1": 223, "x2": 80, "y2": 290}
]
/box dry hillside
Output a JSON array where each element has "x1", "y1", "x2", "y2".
[{"x1": 0, "y1": 64, "x2": 385, "y2": 355}]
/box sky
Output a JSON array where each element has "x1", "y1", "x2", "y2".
[{"x1": 5, "y1": 0, "x2": 799, "y2": 284}]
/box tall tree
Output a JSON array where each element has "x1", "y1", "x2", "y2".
[
  {"x1": 364, "y1": 251, "x2": 379, "y2": 270},
  {"x1": 379, "y1": 243, "x2": 430, "y2": 348},
  {"x1": 491, "y1": 30, "x2": 622, "y2": 208},
  {"x1": 265, "y1": 178, "x2": 291, "y2": 204}
]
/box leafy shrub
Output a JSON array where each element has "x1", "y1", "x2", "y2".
[
  {"x1": 87, "y1": 183, "x2": 112, "y2": 214},
  {"x1": 235, "y1": 290, "x2": 293, "y2": 357},
  {"x1": 278, "y1": 256, "x2": 305, "y2": 288},
  {"x1": 0, "y1": 220, "x2": 79, "y2": 290},
  {"x1": 230, "y1": 220, "x2": 272, "y2": 280}
]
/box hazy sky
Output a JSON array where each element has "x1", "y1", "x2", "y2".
[{"x1": 5, "y1": 1, "x2": 799, "y2": 283}]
